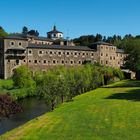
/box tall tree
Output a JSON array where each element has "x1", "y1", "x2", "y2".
[
  {"x1": 123, "y1": 39, "x2": 140, "y2": 79},
  {"x1": 22, "y1": 26, "x2": 28, "y2": 34}
]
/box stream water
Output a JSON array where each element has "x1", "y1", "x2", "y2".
[{"x1": 0, "y1": 97, "x2": 50, "y2": 135}]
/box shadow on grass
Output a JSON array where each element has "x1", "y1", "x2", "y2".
[
  {"x1": 104, "y1": 80, "x2": 140, "y2": 88},
  {"x1": 105, "y1": 89, "x2": 140, "y2": 101}
]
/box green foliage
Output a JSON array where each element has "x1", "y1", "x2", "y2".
[
  {"x1": 35, "y1": 65, "x2": 123, "y2": 110},
  {"x1": 0, "y1": 26, "x2": 8, "y2": 37},
  {"x1": 12, "y1": 66, "x2": 35, "y2": 88},
  {"x1": 11, "y1": 66, "x2": 36, "y2": 99}
]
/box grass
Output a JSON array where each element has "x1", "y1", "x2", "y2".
[
  {"x1": 0, "y1": 79, "x2": 33, "y2": 100},
  {"x1": 1, "y1": 80, "x2": 140, "y2": 140}
]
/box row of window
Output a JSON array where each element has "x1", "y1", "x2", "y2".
[
  {"x1": 10, "y1": 41, "x2": 22, "y2": 46},
  {"x1": 101, "y1": 46, "x2": 116, "y2": 51},
  {"x1": 23, "y1": 59, "x2": 83, "y2": 64},
  {"x1": 29, "y1": 50, "x2": 94, "y2": 56},
  {"x1": 101, "y1": 60, "x2": 121, "y2": 65},
  {"x1": 101, "y1": 53, "x2": 123, "y2": 58},
  {"x1": 33, "y1": 41, "x2": 52, "y2": 45}
]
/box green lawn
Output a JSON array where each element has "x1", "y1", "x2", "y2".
[{"x1": 1, "y1": 80, "x2": 140, "y2": 140}]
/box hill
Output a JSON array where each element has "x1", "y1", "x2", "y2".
[{"x1": 1, "y1": 80, "x2": 140, "y2": 140}]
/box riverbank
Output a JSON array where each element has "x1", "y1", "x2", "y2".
[
  {"x1": 1, "y1": 80, "x2": 140, "y2": 140},
  {"x1": 0, "y1": 79, "x2": 36, "y2": 100}
]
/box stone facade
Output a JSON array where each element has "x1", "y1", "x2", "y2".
[{"x1": 0, "y1": 27, "x2": 126, "y2": 79}]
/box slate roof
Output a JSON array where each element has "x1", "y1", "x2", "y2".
[
  {"x1": 3, "y1": 34, "x2": 28, "y2": 40},
  {"x1": 3, "y1": 34, "x2": 53, "y2": 42},
  {"x1": 116, "y1": 49, "x2": 124, "y2": 53},
  {"x1": 47, "y1": 26, "x2": 63, "y2": 34},
  {"x1": 90, "y1": 41, "x2": 114, "y2": 46},
  {"x1": 28, "y1": 43, "x2": 94, "y2": 51}
]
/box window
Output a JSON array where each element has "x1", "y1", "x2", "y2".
[
  {"x1": 113, "y1": 56, "x2": 115, "y2": 60},
  {"x1": 23, "y1": 60, "x2": 26, "y2": 62},
  {"x1": 29, "y1": 50, "x2": 32, "y2": 54},
  {"x1": 101, "y1": 60, "x2": 103, "y2": 64},
  {"x1": 53, "y1": 60, "x2": 56, "y2": 64},
  {"x1": 62, "y1": 60, "x2": 64, "y2": 64},
  {"x1": 75, "y1": 52, "x2": 77, "y2": 55},
  {"x1": 58, "y1": 52, "x2": 61, "y2": 55},
  {"x1": 29, "y1": 60, "x2": 31, "y2": 63},
  {"x1": 44, "y1": 60, "x2": 46, "y2": 63},
  {"x1": 106, "y1": 54, "x2": 108, "y2": 57},
  {"x1": 71, "y1": 61, "x2": 73, "y2": 64},
  {"x1": 78, "y1": 61, "x2": 81, "y2": 64},
  {"x1": 83, "y1": 53, "x2": 85, "y2": 56},
  {"x1": 34, "y1": 60, "x2": 37, "y2": 63},
  {"x1": 110, "y1": 56, "x2": 112, "y2": 60},
  {"x1": 106, "y1": 61, "x2": 108, "y2": 64},
  {"x1": 50, "y1": 51, "x2": 53, "y2": 55},
  {"x1": 39, "y1": 51, "x2": 43, "y2": 54},
  {"x1": 19, "y1": 42, "x2": 22, "y2": 46},
  {"x1": 91, "y1": 53, "x2": 94, "y2": 56},
  {"x1": 67, "y1": 52, "x2": 69, "y2": 55},
  {"x1": 8, "y1": 60, "x2": 10, "y2": 63},
  {"x1": 101, "y1": 53, "x2": 103, "y2": 56},
  {"x1": 10, "y1": 41, "x2": 15, "y2": 46},
  {"x1": 16, "y1": 60, "x2": 19, "y2": 65},
  {"x1": 86, "y1": 53, "x2": 88, "y2": 56}
]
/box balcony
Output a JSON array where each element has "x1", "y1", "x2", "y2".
[{"x1": 6, "y1": 47, "x2": 26, "y2": 59}]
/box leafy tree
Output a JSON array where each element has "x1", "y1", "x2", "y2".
[
  {"x1": 123, "y1": 39, "x2": 140, "y2": 79},
  {"x1": 28, "y1": 30, "x2": 39, "y2": 36},
  {"x1": 0, "y1": 26, "x2": 8, "y2": 37},
  {"x1": 0, "y1": 93, "x2": 22, "y2": 117},
  {"x1": 22, "y1": 26, "x2": 28, "y2": 34},
  {"x1": 12, "y1": 66, "x2": 35, "y2": 88},
  {"x1": 37, "y1": 71, "x2": 59, "y2": 110}
]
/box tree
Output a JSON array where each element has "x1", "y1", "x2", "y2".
[
  {"x1": 0, "y1": 93, "x2": 22, "y2": 117},
  {"x1": 123, "y1": 39, "x2": 140, "y2": 79},
  {"x1": 22, "y1": 26, "x2": 28, "y2": 34},
  {"x1": 12, "y1": 66, "x2": 35, "y2": 88},
  {"x1": 0, "y1": 26, "x2": 8, "y2": 37},
  {"x1": 37, "y1": 71, "x2": 59, "y2": 110},
  {"x1": 28, "y1": 30, "x2": 39, "y2": 36}
]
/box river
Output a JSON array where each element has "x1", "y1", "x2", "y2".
[{"x1": 0, "y1": 97, "x2": 50, "y2": 135}]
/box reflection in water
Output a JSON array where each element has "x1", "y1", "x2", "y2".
[{"x1": 0, "y1": 97, "x2": 50, "y2": 135}]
